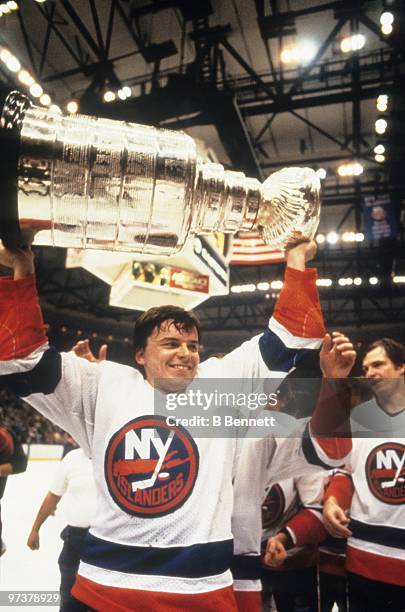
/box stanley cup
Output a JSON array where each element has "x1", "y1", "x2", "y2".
[{"x1": 0, "y1": 91, "x2": 320, "y2": 255}]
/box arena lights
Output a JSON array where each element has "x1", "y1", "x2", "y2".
[
  {"x1": 337, "y1": 162, "x2": 364, "y2": 177},
  {"x1": 376, "y1": 94, "x2": 389, "y2": 112},
  {"x1": 0, "y1": 2, "x2": 19, "y2": 15},
  {"x1": 315, "y1": 168, "x2": 327, "y2": 180},
  {"x1": 117, "y1": 86, "x2": 132, "y2": 100},
  {"x1": 280, "y1": 41, "x2": 317, "y2": 65},
  {"x1": 29, "y1": 83, "x2": 43, "y2": 98},
  {"x1": 380, "y1": 12, "x2": 394, "y2": 35},
  {"x1": 326, "y1": 231, "x2": 339, "y2": 244},
  {"x1": 229, "y1": 273, "x2": 397, "y2": 295},
  {"x1": 49, "y1": 104, "x2": 62, "y2": 113},
  {"x1": 316, "y1": 231, "x2": 364, "y2": 245},
  {"x1": 340, "y1": 34, "x2": 366, "y2": 53},
  {"x1": 18, "y1": 69, "x2": 34, "y2": 86},
  {"x1": 0, "y1": 46, "x2": 53, "y2": 107},
  {"x1": 40, "y1": 93, "x2": 51, "y2": 106},
  {"x1": 230, "y1": 284, "x2": 256, "y2": 294},
  {"x1": 375, "y1": 118, "x2": 388, "y2": 135},
  {"x1": 103, "y1": 90, "x2": 116, "y2": 103},
  {"x1": 374, "y1": 144, "x2": 385, "y2": 155},
  {"x1": 66, "y1": 100, "x2": 79, "y2": 114},
  {"x1": 342, "y1": 232, "x2": 364, "y2": 242},
  {"x1": 338, "y1": 277, "x2": 363, "y2": 287},
  {"x1": 375, "y1": 154, "x2": 385, "y2": 163}
]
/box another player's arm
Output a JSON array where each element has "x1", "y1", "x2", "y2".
[
  {"x1": 264, "y1": 470, "x2": 330, "y2": 566},
  {"x1": 323, "y1": 471, "x2": 353, "y2": 538},
  {"x1": 306, "y1": 332, "x2": 357, "y2": 466},
  {"x1": 27, "y1": 491, "x2": 62, "y2": 550}
]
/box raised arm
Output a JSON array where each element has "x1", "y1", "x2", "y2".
[
  {"x1": 305, "y1": 332, "x2": 357, "y2": 467},
  {"x1": 0, "y1": 242, "x2": 102, "y2": 455},
  {"x1": 208, "y1": 240, "x2": 325, "y2": 388}
]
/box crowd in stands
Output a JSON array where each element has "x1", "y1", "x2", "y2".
[{"x1": 0, "y1": 388, "x2": 70, "y2": 444}]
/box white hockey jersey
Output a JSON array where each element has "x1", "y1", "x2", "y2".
[
  {"x1": 231, "y1": 427, "x2": 327, "y2": 597},
  {"x1": 309, "y1": 396, "x2": 405, "y2": 588},
  {"x1": 0, "y1": 267, "x2": 324, "y2": 610}
]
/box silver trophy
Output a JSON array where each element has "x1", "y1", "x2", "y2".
[{"x1": 0, "y1": 91, "x2": 320, "y2": 254}]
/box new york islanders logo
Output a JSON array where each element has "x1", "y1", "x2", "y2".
[
  {"x1": 366, "y1": 442, "x2": 405, "y2": 505},
  {"x1": 105, "y1": 416, "x2": 199, "y2": 517}
]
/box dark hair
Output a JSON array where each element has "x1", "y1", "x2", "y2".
[
  {"x1": 133, "y1": 305, "x2": 201, "y2": 372},
  {"x1": 363, "y1": 337, "x2": 405, "y2": 368}
]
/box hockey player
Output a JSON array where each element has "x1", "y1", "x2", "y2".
[
  {"x1": 0, "y1": 238, "x2": 326, "y2": 611},
  {"x1": 320, "y1": 338, "x2": 405, "y2": 612}
]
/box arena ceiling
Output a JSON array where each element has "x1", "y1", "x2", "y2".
[{"x1": 0, "y1": 0, "x2": 404, "y2": 356}]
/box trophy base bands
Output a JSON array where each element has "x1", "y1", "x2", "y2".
[{"x1": 0, "y1": 592, "x2": 60, "y2": 606}]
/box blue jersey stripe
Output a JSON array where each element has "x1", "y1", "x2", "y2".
[
  {"x1": 301, "y1": 423, "x2": 335, "y2": 470},
  {"x1": 259, "y1": 327, "x2": 316, "y2": 373},
  {"x1": 230, "y1": 554, "x2": 262, "y2": 580},
  {"x1": 350, "y1": 519, "x2": 405, "y2": 550},
  {"x1": 82, "y1": 533, "x2": 234, "y2": 579},
  {"x1": 0, "y1": 348, "x2": 61, "y2": 397}
]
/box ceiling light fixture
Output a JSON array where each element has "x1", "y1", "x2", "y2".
[
  {"x1": 375, "y1": 118, "x2": 388, "y2": 134},
  {"x1": 66, "y1": 100, "x2": 79, "y2": 114},
  {"x1": 103, "y1": 90, "x2": 116, "y2": 103}
]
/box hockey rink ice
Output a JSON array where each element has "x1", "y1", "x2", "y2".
[{"x1": 1, "y1": 448, "x2": 65, "y2": 611}]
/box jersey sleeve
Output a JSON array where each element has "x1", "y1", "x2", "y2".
[
  {"x1": 324, "y1": 470, "x2": 354, "y2": 509},
  {"x1": 284, "y1": 470, "x2": 329, "y2": 547},
  {"x1": 305, "y1": 379, "x2": 353, "y2": 468},
  {"x1": 49, "y1": 453, "x2": 69, "y2": 497},
  {"x1": 208, "y1": 267, "x2": 325, "y2": 382},
  {"x1": 0, "y1": 275, "x2": 101, "y2": 455}
]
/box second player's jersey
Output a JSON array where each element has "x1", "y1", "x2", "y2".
[
  {"x1": 309, "y1": 394, "x2": 405, "y2": 588},
  {"x1": 340, "y1": 436, "x2": 405, "y2": 587}
]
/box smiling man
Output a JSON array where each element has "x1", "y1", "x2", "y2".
[
  {"x1": 0, "y1": 238, "x2": 325, "y2": 611},
  {"x1": 132, "y1": 305, "x2": 201, "y2": 392}
]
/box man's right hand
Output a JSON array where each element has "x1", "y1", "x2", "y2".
[
  {"x1": 323, "y1": 496, "x2": 352, "y2": 538},
  {"x1": 27, "y1": 530, "x2": 40, "y2": 550},
  {"x1": 263, "y1": 534, "x2": 288, "y2": 567},
  {"x1": 320, "y1": 331, "x2": 356, "y2": 378},
  {"x1": 285, "y1": 236, "x2": 317, "y2": 271}
]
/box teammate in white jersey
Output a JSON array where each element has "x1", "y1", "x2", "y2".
[
  {"x1": 0, "y1": 238, "x2": 328, "y2": 611},
  {"x1": 319, "y1": 337, "x2": 405, "y2": 612}
]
